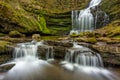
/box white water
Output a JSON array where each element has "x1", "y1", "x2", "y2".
[
  {"x1": 70, "y1": 0, "x2": 102, "y2": 34},
  {"x1": 0, "y1": 40, "x2": 119, "y2": 80},
  {"x1": 62, "y1": 43, "x2": 103, "y2": 67},
  {"x1": 1, "y1": 41, "x2": 54, "y2": 80},
  {"x1": 61, "y1": 43, "x2": 119, "y2": 80},
  {"x1": 13, "y1": 40, "x2": 44, "y2": 58},
  {"x1": 46, "y1": 46, "x2": 54, "y2": 61}
]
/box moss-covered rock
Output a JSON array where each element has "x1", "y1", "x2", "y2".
[
  {"x1": 0, "y1": 40, "x2": 11, "y2": 54},
  {"x1": 0, "y1": 33, "x2": 6, "y2": 37},
  {"x1": 94, "y1": 20, "x2": 120, "y2": 38},
  {"x1": 101, "y1": 0, "x2": 120, "y2": 21},
  {"x1": 32, "y1": 34, "x2": 41, "y2": 41},
  {"x1": 76, "y1": 37, "x2": 97, "y2": 43},
  {"x1": 0, "y1": 0, "x2": 50, "y2": 35},
  {"x1": 9, "y1": 30, "x2": 25, "y2": 38}
]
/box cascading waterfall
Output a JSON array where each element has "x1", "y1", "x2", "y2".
[
  {"x1": 62, "y1": 42, "x2": 103, "y2": 67},
  {"x1": 70, "y1": 0, "x2": 102, "y2": 34},
  {"x1": 1, "y1": 41, "x2": 54, "y2": 80},
  {"x1": 0, "y1": 41, "x2": 119, "y2": 80},
  {"x1": 46, "y1": 46, "x2": 54, "y2": 61},
  {"x1": 61, "y1": 43, "x2": 118, "y2": 80}
]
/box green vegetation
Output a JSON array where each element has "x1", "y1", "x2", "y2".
[
  {"x1": 9, "y1": 30, "x2": 25, "y2": 38},
  {"x1": 101, "y1": 0, "x2": 120, "y2": 21},
  {"x1": 0, "y1": 40, "x2": 11, "y2": 54},
  {"x1": 0, "y1": 0, "x2": 49, "y2": 35}
]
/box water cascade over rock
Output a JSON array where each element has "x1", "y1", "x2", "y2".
[
  {"x1": 44, "y1": 46, "x2": 54, "y2": 61},
  {"x1": 64, "y1": 43, "x2": 103, "y2": 67},
  {"x1": 70, "y1": 0, "x2": 109, "y2": 34},
  {"x1": 0, "y1": 40, "x2": 119, "y2": 80},
  {"x1": 1, "y1": 41, "x2": 56, "y2": 80},
  {"x1": 61, "y1": 43, "x2": 118, "y2": 80}
]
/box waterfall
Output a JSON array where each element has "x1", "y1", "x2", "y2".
[
  {"x1": 1, "y1": 40, "x2": 54, "y2": 80},
  {"x1": 70, "y1": 0, "x2": 102, "y2": 34},
  {"x1": 61, "y1": 43, "x2": 119, "y2": 80},
  {"x1": 46, "y1": 46, "x2": 54, "y2": 61},
  {"x1": 0, "y1": 41, "x2": 119, "y2": 80},
  {"x1": 62, "y1": 43, "x2": 103, "y2": 67},
  {"x1": 13, "y1": 41, "x2": 44, "y2": 59}
]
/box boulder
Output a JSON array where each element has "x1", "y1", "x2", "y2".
[
  {"x1": 32, "y1": 34, "x2": 41, "y2": 41},
  {"x1": 45, "y1": 40, "x2": 73, "y2": 47}
]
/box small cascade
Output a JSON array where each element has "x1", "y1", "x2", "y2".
[
  {"x1": 61, "y1": 43, "x2": 119, "y2": 80},
  {"x1": 70, "y1": 0, "x2": 109, "y2": 34},
  {"x1": 46, "y1": 46, "x2": 54, "y2": 61},
  {"x1": 63, "y1": 43, "x2": 103, "y2": 67},
  {"x1": 1, "y1": 40, "x2": 55, "y2": 80},
  {"x1": 13, "y1": 41, "x2": 44, "y2": 58}
]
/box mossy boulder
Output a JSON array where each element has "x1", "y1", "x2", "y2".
[
  {"x1": 32, "y1": 34, "x2": 41, "y2": 41},
  {"x1": 9, "y1": 31, "x2": 25, "y2": 38}
]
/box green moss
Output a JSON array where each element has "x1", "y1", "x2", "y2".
[
  {"x1": 0, "y1": 40, "x2": 11, "y2": 54},
  {"x1": 70, "y1": 33, "x2": 79, "y2": 37},
  {"x1": 76, "y1": 31, "x2": 95, "y2": 37},
  {"x1": 85, "y1": 37, "x2": 97, "y2": 43},
  {"x1": 101, "y1": 0, "x2": 120, "y2": 21},
  {"x1": 38, "y1": 16, "x2": 50, "y2": 34},
  {"x1": 76, "y1": 37, "x2": 97, "y2": 43},
  {"x1": 0, "y1": 1, "x2": 50, "y2": 35},
  {"x1": 113, "y1": 35, "x2": 120, "y2": 38},
  {"x1": 9, "y1": 30, "x2": 25, "y2": 38},
  {"x1": 0, "y1": 33, "x2": 6, "y2": 37}
]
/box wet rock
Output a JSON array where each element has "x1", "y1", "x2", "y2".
[
  {"x1": 37, "y1": 45, "x2": 67, "y2": 59},
  {"x1": 45, "y1": 40, "x2": 73, "y2": 47},
  {"x1": 53, "y1": 46, "x2": 67, "y2": 59},
  {"x1": 37, "y1": 45, "x2": 49, "y2": 59},
  {"x1": 75, "y1": 37, "x2": 97, "y2": 44},
  {"x1": 9, "y1": 30, "x2": 25, "y2": 38},
  {"x1": 92, "y1": 43, "x2": 120, "y2": 66},
  {"x1": 0, "y1": 37, "x2": 32, "y2": 43},
  {"x1": 0, "y1": 63, "x2": 15, "y2": 72}
]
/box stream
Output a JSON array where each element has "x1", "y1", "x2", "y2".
[{"x1": 0, "y1": 40, "x2": 119, "y2": 80}]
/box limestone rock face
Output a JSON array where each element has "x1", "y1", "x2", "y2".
[
  {"x1": 0, "y1": 0, "x2": 90, "y2": 35},
  {"x1": 92, "y1": 43, "x2": 120, "y2": 66},
  {"x1": 101, "y1": 0, "x2": 120, "y2": 21}
]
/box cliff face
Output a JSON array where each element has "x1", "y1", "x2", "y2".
[
  {"x1": 0, "y1": 0, "x2": 50, "y2": 35},
  {"x1": 0, "y1": 0, "x2": 119, "y2": 36},
  {"x1": 0, "y1": 0, "x2": 89, "y2": 36},
  {"x1": 101, "y1": 0, "x2": 120, "y2": 21}
]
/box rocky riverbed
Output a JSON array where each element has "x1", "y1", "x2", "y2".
[{"x1": 0, "y1": 36, "x2": 120, "y2": 67}]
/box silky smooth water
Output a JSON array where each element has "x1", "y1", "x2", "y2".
[
  {"x1": 70, "y1": 0, "x2": 102, "y2": 34},
  {"x1": 0, "y1": 41, "x2": 119, "y2": 80}
]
